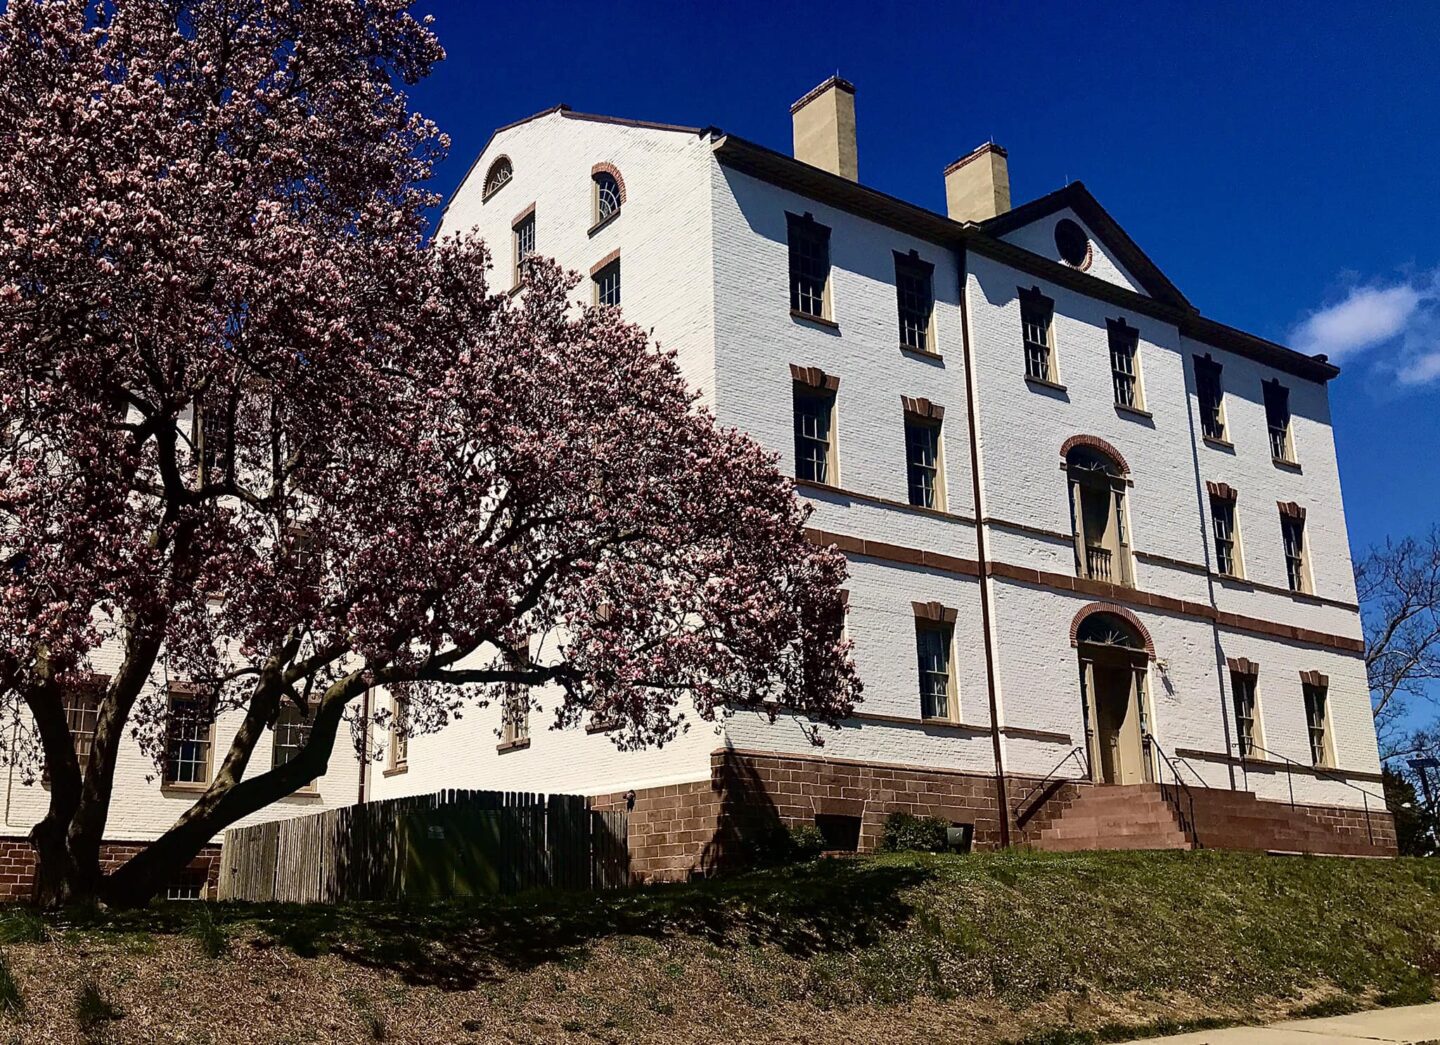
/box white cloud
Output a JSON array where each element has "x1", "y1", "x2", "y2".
[
  {"x1": 1398, "y1": 351, "x2": 1440, "y2": 387},
  {"x1": 1291, "y1": 284, "x2": 1420, "y2": 360},
  {"x1": 1290, "y1": 270, "x2": 1440, "y2": 388}
]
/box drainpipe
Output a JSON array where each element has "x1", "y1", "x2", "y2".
[
  {"x1": 1179, "y1": 351, "x2": 1240, "y2": 792},
  {"x1": 357, "y1": 686, "x2": 372, "y2": 805},
  {"x1": 3, "y1": 716, "x2": 16, "y2": 828},
  {"x1": 956, "y1": 246, "x2": 1011, "y2": 848}
]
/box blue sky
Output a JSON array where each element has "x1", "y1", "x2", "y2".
[{"x1": 408, "y1": 0, "x2": 1440, "y2": 558}]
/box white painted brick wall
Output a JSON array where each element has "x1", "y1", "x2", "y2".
[
  {"x1": 3, "y1": 635, "x2": 359, "y2": 842},
  {"x1": 369, "y1": 114, "x2": 730, "y2": 799},
  {"x1": 443, "y1": 112, "x2": 719, "y2": 405}
]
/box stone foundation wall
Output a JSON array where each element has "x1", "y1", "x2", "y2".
[
  {"x1": 593, "y1": 748, "x2": 1056, "y2": 882},
  {"x1": 594, "y1": 748, "x2": 1398, "y2": 882},
  {"x1": 0, "y1": 838, "x2": 222, "y2": 901},
  {"x1": 1300, "y1": 801, "x2": 1398, "y2": 852}
]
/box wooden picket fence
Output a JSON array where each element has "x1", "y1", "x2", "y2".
[{"x1": 217, "y1": 790, "x2": 629, "y2": 903}]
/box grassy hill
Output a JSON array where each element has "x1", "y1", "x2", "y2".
[{"x1": 0, "y1": 848, "x2": 1437, "y2": 1043}]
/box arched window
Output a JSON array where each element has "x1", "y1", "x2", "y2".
[
  {"x1": 592, "y1": 165, "x2": 624, "y2": 225},
  {"x1": 1064, "y1": 439, "x2": 1134, "y2": 587},
  {"x1": 1075, "y1": 612, "x2": 1144, "y2": 651},
  {"x1": 483, "y1": 156, "x2": 513, "y2": 199}
]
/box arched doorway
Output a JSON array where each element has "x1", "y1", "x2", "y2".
[{"x1": 1074, "y1": 611, "x2": 1151, "y2": 785}]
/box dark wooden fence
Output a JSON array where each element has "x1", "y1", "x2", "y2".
[{"x1": 218, "y1": 790, "x2": 629, "y2": 903}]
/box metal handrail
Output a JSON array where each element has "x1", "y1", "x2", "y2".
[
  {"x1": 1174, "y1": 754, "x2": 1213, "y2": 791},
  {"x1": 1014, "y1": 745, "x2": 1088, "y2": 827},
  {"x1": 1240, "y1": 742, "x2": 1382, "y2": 845},
  {"x1": 1147, "y1": 734, "x2": 1200, "y2": 848}
]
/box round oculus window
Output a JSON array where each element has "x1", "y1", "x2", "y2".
[{"x1": 1054, "y1": 219, "x2": 1090, "y2": 267}]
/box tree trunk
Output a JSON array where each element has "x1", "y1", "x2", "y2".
[
  {"x1": 96, "y1": 814, "x2": 215, "y2": 909},
  {"x1": 99, "y1": 677, "x2": 358, "y2": 908},
  {"x1": 30, "y1": 815, "x2": 100, "y2": 909}
]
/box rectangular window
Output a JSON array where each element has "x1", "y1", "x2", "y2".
[
  {"x1": 1195, "y1": 355, "x2": 1226, "y2": 441},
  {"x1": 894, "y1": 253, "x2": 934, "y2": 352},
  {"x1": 904, "y1": 417, "x2": 943, "y2": 509},
  {"x1": 501, "y1": 645, "x2": 530, "y2": 748},
  {"x1": 272, "y1": 702, "x2": 312, "y2": 770},
  {"x1": 1108, "y1": 320, "x2": 1142, "y2": 409},
  {"x1": 793, "y1": 385, "x2": 835, "y2": 484},
  {"x1": 164, "y1": 687, "x2": 214, "y2": 786},
  {"x1": 512, "y1": 209, "x2": 536, "y2": 284},
  {"x1": 57, "y1": 678, "x2": 104, "y2": 778},
  {"x1": 787, "y1": 213, "x2": 831, "y2": 319},
  {"x1": 194, "y1": 396, "x2": 234, "y2": 485},
  {"x1": 1303, "y1": 681, "x2": 1330, "y2": 766},
  {"x1": 501, "y1": 686, "x2": 529, "y2": 746},
  {"x1": 1020, "y1": 287, "x2": 1055, "y2": 382},
  {"x1": 1264, "y1": 380, "x2": 1294, "y2": 462},
  {"x1": 1230, "y1": 672, "x2": 1258, "y2": 758},
  {"x1": 389, "y1": 694, "x2": 409, "y2": 770},
  {"x1": 916, "y1": 620, "x2": 954, "y2": 721},
  {"x1": 1211, "y1": 495, "x2": 1240, "y2": 577},
  {"x1": 1281, "y1": 512, "x2": 1309, "y2": 593},
  {"x1": 592, "y1": 258, "x2": 621, "y2": 306}
]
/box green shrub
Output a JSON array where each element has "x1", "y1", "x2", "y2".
[
  {"x1": 880, "y1": 812, "x2": 951, "y2": 853},
  {"x1": 186, "y1": 905, "x2": 230, "y2": 959},
  {"x1": 739, "y1": 821, "x2": 828, "y2": 865},
  {"x1": 787, "y1": 824, "x2": 827, "y2": 861},
  {"x1": 0, "y1": 907, "x2": 48, "y2": 944}
]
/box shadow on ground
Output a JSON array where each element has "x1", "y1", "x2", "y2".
[{"x1": 69, "y1": 858, "x2": 932, "y2": 990}]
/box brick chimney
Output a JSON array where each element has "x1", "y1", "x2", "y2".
[
  {"x1": 944, "y1": 143, "x2": 1010, "y2": 222},
  {"x1": 791, "y1": 76, "x2": 858, "y2": 182}
]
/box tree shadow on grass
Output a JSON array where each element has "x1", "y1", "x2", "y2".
[
  {"x1": 73, "y1": 857, "x2": 928, "y2": 990},
  {"x1": 260, "y1": 856, "x2": 930, "y2": 989}
]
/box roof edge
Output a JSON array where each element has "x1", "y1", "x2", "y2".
[
  {"x1": 710, "y1": 133, "x2": 1336, "y2": 383},
  {"x1": 441, "y1": 106, "x2": 703, "y2": 219}
]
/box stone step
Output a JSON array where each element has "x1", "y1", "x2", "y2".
[
  {"x1": 1042, "y1": 823, "x2": 1187, "y2": 842},
  {"x1": 1036, "y1": 834, "x2": 1190, "y2": 852},
  {"x1": 1029, "y1": 782, "x2": 1393, "y2": 857},
  {"x1": 1029, "y1": 783, "x2": 1194, "y2": 854}
]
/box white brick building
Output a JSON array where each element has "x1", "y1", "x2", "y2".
[
  {"x1": 4, "y1": 78, "x2": 1387, "y2": 894},
  {"x1": 365, "y1": 77, "x2": 1394, "y2": 871}
]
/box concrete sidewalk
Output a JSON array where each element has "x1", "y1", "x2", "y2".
[{"x1": 1116, "y1": 1002, "x2": 1440, "y2": 1043}]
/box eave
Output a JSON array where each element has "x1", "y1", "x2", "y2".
[{"x1": 709, "y1": 134, "x2": 1338, "y2": 383}]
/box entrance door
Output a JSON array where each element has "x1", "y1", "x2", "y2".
[{"x1": 1093, "y1": 664, "x2": 1144, "y2": 785}]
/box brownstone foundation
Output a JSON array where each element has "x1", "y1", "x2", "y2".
[
  {"x1": 592, "y1": 748, "x2": 1397, "y2": 882},
  {"x1": 592, "y1": 748, "x2": 1064, "y2": 882},
  {"x1": 0, "y1": 837, "x2": 223, "y2": 901}
]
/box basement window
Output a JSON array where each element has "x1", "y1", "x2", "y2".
[
  {"x1": 165, "y1": 868, "x2": 207, "y2": 901},
  {"x1": 814, "y1": 813, "x2": 861, "y2": 852}
]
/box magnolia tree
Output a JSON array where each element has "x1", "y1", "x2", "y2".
[{"x1": 0, "y1": 0, "x2": 858, "y2": 908}]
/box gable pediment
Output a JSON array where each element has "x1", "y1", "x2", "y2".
[{"x1": 981, "y1": 184, "x2": 1190, "y2": 309}]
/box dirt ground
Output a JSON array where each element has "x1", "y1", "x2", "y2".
[{"x1": 0, "y1": 929, "x2": 1358, "y2": 1045}]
